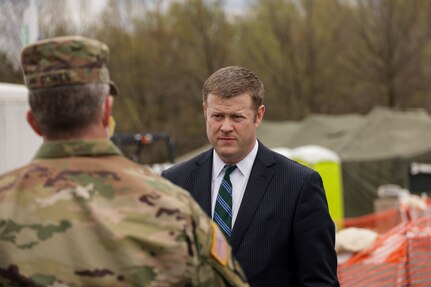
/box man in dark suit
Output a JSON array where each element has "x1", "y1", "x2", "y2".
[{"x1": 162, "y1": 66, "x2": 339, "y2": 287}]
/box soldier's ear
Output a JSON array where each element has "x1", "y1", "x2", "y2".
[
  {"x1": 102, "y1": 96, "x2": 114, "y2": 128},
  {"x1": 26, "y1": 110, "x2": 44, "y2": 136}
]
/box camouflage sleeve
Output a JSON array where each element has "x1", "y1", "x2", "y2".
[{"x1": 187, "y1": 196, "x2": 249, "y2": 287}]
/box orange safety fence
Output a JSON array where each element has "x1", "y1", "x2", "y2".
[
  {"x1": 338, "y1": 215, "x2": 431, "y2": 287},
  {"x1": 339, "y1": 208, "x2": 402, "y2": 234}
]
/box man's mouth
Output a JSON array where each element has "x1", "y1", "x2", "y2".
[{"x1": 219, "y1": 137, "x2": 235, "y2": 142}]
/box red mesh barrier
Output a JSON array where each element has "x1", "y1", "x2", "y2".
[
  {"x1": 338, "y1": 216, "x2": 431, "y2": 287},
  {"x1": 340, "y1": 208, "x2": 402, "y2": 234}
]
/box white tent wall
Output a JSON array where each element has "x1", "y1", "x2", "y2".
[{"x1": 0, "y1": 83, "x2": 42, "y2": 174}]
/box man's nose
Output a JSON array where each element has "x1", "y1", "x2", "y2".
[{"x1": 220, "y1": 118, "x2": 234, "y2": 132}]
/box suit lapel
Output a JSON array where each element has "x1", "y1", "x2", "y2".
[
  {"x1": 190, "y1": 150, "x2": 213, "y2": 217},
  {"x1": 231, "y1": 144, "x2": 275, "y2": 252}
]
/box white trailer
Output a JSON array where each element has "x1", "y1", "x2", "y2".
[{"x1": 0, "y1": 83, "x2": 42, "y2": 174}]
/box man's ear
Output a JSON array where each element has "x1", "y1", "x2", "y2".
[
  {"x1": 26, "y1": 110, "x2": 44, "y2": 136},
  {"x1": 102, "y1": 96, "x2": 114, "y2": 128},
  {"x1": 255, "y1": 104, "x2": 265, "y2": 127}
]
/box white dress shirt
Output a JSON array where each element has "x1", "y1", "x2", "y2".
[{"x1": 211, "y1": 140, "x2": 258, "y2": 227}]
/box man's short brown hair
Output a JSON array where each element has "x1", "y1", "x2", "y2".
[{"x1": 202, "y1": 66, "x2": 264, "y2": 113}]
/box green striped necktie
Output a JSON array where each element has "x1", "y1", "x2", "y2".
[{"x1": 213, "y1": 165, "x2": 237, "y2": 239}]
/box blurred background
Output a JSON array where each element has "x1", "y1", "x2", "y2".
[{"x1": 2, "y1": 1, "x2": 431, "y2": 284}]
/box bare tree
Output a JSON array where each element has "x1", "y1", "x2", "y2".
[
  {"x1": 344, "y1": 0, "x2": 428, "y2": 108},
  {"x1": 0, "y1": 0, "x2": 28, "y2": 70},
  {"x1": 38, "y1": 0, "x2": 75, "y2": 37}
]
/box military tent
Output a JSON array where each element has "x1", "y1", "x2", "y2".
[{"x1": 258, "y1": 107, "x2": 431, "y2": 217}]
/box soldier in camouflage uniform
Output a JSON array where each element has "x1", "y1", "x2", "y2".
[{"x1": 0, "y1": 36, "x2": 248, "y2": 287}]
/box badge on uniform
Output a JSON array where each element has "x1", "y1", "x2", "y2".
[{"x1": 210, "y1": 222, "x2": 228, "y2": 266}]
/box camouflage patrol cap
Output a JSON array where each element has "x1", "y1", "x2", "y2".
[{"x1": 20, "y1": 35, "x2": 118, "y2": 95}]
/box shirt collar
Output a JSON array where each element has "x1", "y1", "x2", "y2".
[
  {"x1": 212, "y1": 140, "x2": 259, "y2": 179},
  {"x1": 34, "y1": 139, "x2": 123, "y2": 159}
]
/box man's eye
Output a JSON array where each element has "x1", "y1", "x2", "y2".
[{"x1": 212, "y1": 115, "x2": 223, "y2": 119}]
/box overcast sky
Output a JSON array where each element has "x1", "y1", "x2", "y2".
[{"x1": 224, "y1": 0, "x2": 251, "y2": 12}]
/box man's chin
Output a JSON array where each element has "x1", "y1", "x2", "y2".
[{"x1": 216, "y1": 147, "x2": 238, "y2": 161}]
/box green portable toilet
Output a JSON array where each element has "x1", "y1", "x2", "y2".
[{"x1": 273, "y1": 145, "x2": 344, "y2": 228}]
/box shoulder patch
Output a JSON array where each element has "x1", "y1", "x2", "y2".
[{"x1": 210, "y1": 222, "x2": 228, "y2": 266}]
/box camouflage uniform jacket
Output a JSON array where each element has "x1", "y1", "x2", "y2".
[{"x1": 0, "y1": 139, "x2": 248, "y2": 287}]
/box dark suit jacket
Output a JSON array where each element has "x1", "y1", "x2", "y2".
[{"x1": 162, "y1": 142, "x2": 339, "y2": 287}]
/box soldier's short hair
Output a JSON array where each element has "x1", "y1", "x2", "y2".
[{"x1": 29, "y1": 83, "x2": 109, "y2": 138}]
